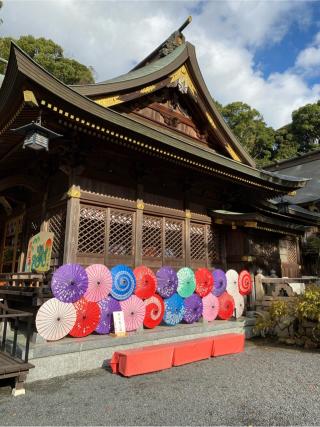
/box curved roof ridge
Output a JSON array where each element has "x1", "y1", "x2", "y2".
[{"x1": 99, "y1": 43, "x2": 187, "y2": 86}]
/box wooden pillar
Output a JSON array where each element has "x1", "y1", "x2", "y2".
[
  {"x1": 135, "y1": 182, "x2": 144, "y2": 267},
  {"x1": 185, "y1": 210, "x2": 191, "y2": 267},
  {"x1": 220, "y1": 228, "x2": 227, "y2": 270},
  {"x1": 63, "y1": 185, "x2": 80, "y2": 264},
  {"x1": 40, "y1": 181, "x2": 49, "y2": 232},
  {"x1": 184, "y1": 180, "x2": 191, "y2": 267}
]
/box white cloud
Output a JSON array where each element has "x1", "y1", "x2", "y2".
[
  {"x1": 296, "y1": 31, "x2": 320, "y2": 70},
  {"x1": 0, "y1": 0, "x2": 319, "y2": 128}
]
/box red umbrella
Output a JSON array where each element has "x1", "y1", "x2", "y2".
[
  {"x1": 144, "y1": 294, "x2": 165, "y2": 329},
  {"x1": 238, "y1": 270, "x2": 253, "y2": 295},
  {"x1": 195, "y1": 268, "x2": 213, "y2": 297},
  {"x1": 217, "y1": 292, "x2": 235, "y2": 320},
  {"x1": 133, "y1": 266, "x2": 157, "y2": 300},
  {"x1": 70, "y1": 297, "x2": 100, "y2": 337}
]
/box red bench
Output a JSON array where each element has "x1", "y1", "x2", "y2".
[
  {"x1": 172, "y1": 337, "x2": 213, "y2": 366},
  {"x1": 212, "y1": 333, "x2": 245, "y2": 357},
  {"x1": 109, "y1": 333, "x2": 245, "y2": 376},
  {"x1": 110, "y1": 343, "x2": 174, "y2": 377}
]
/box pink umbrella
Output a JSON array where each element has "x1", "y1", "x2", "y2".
[
  {"x1": 202, "y1": 293, "x2": 219, "y2": 322},
  {"x1": 84, "y1": 264, "x2": 112, "y2": 302},
  {"x1": 120, "y1": 295, "x2": 146, "y2": 332}
]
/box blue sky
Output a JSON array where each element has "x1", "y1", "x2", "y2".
[
  {"x1": 254, "y1": 2, "x2": 320, "y2": 85},
  {"x1": 1, "y1": 0, "x2": 320, "y2": 129}
]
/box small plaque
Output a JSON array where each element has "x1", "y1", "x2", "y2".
[{"x1": 112, "y1": 311, "x2": 126, "y2": 337}]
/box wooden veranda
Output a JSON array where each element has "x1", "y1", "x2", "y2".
[{"x1": 0, "y1": 302, "x2": 34, "y2": 395}]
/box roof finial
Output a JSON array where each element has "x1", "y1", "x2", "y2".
[
  {"x1": 159, "y1": 16, "x2": 192, "y2": 58},
  {"x1": 178, "y1": 16, "x2": 192, "y2": 33},
  {"x1": 131, "y1": 17, "x2": 192, "y2": 71}
]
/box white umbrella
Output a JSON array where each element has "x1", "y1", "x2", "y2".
[{"x1": 36, "y1": 298, "x2": 76, "y2": 341}]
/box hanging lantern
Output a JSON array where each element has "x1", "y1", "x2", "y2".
[{"x1": 12, "y1": 117, "x2": 62, "y2": 151}]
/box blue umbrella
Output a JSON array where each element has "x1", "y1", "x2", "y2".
[
  {"x1": 163, "y1": 293, "x2": 185, "y2": 326},
  {"x1": 111, "y1": 264, "x2": 136, "y2": 300}
]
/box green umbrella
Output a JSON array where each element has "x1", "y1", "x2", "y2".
[{"x1": 177, "y1": 267, "x2": 196, "y2": 298}]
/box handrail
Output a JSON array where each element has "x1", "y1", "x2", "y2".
[{"x1": 0, "y1": 302, "x2": 33, "y2": 363}]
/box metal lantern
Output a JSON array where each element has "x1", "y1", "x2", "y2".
[{"x1": 11, "y1": 120, "x2": 62, "y2": 151}]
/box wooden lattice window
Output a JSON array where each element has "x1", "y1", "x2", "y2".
[
  {"x1": 142, "y1": 215, "x2": 162, "y2": 258},
  {"x1": 207, "y1": 225, "x2": 220, "y2": 262},
  {"x1": 1, "y1": 215, "x2": 24, "y2": 273},
  {"x1": 78, "y1": 206, "x2": 105, "y2": 254},
  {"x1": 165, "y1": 219, "x2": 183, "y2": 259},
  {"x1": 190, "y1": 223, "x2": 206, "y2": 260},
  {"x1": 109, "y1": 210, "x2": 133, "y2": 256},
  {"x1": 48, "y1": 208, "x2": 66, "y2": 256},
  {"x1": 287, "y1": 239, "x2": 297, "y2": 264}
]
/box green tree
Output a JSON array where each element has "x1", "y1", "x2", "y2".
[
  {"x1": 273, "y1": 125, "x2": 299, "y2": 161},
  {"x1": 0, "y1": 35, "x2": 94, "y2": 84},
  {"x1": 291, "y1": 101, "x2": 320, "y2": 153},
  {"x1": 220, "y1": 101, "x2": 275, "y2": 166}
]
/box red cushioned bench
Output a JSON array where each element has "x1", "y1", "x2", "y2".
[
  {"x1": 110, "y1": 343, "x2": 174, "y2": 377},
  {"x1": 172, "y1": 337, "x2": 213, "y2": 366},
  {"x1": 212, "y1": 333, "x2": 245, "y2": 357}
]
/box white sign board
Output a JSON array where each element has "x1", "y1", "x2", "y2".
[{"x1": 113, "y1": 311, "x2": 126, "y2": 336}]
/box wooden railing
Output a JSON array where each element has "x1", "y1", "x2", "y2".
[
  {"x1": 0, "y1": 302, "x2": 33, "y2": 363},
  {"x1": 253, "y1": 274, "x2": 319, "y2": 311}
]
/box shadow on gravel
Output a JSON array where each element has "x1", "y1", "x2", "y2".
[{"x1": 248, "y1": 336, "x2": 320, "y2": 354}]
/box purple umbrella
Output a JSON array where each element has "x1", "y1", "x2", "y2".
[
  {"x1": 156, "y1": 266, "x2": 178, "y2": 298},
  {"x1": 51, "y1": 264, "x2": 88, "y2": 303},
  {"x1": 183, "y1": 294, "x2": 203, "y2": 324},
  {"x1": 95, "y1": 296, "x2": 121, "y2": 334},
  {"x1": 212, "y1": 269, "x2": 227, "y2": 297}
]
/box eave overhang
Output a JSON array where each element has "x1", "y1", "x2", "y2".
[
  {"x1": 210, "y1": 210, "x2": 308, "y2": 235},
  {"x1": 0, "y1": 44, "x2": 309, "y2": 198}
]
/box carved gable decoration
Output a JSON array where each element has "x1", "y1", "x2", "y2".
[{"x1": 118, "y1": 89, "x2": 212, "y2": 146}]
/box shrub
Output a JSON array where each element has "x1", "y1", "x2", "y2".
[{"x1": 254, "y1": 285, "x2": 320, "y2": 343}]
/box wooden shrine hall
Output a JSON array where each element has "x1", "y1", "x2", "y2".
[{"x1": 0, "y1": 19, "x2": 319, "y2": 282}]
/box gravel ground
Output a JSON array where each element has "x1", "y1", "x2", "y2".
[{"x1": 0, "y1": 340, "x2": 319, "y2": 426}]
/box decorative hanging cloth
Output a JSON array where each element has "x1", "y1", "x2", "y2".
[
  {"x1": 195, "y1": 268, "x2": 213, "y2": 297},
  {"x1": 183, "y1": 294, "x2": 203, "y2": 324},
  {"x1": 177, "y1": 267, "x2": 196, "y2": 298},
  {"x1": 111, "y1": 265, "x2": 136, "y2": 301},
  {"x1": 36, "y1": 298, "x2": 76, "y2": 341},
  {"x1": 134, "y1": 266, "x2": 157, "y2": 300},
  {"x1": 84, "y1": 264, "x2": 112, "y2": 302},
  {"x1": 233, "y1": 293, "x2": 245, "y2": 319},
  {"x1": 144, "y1": 294, "x2": 165, "y2": 329},
  {"x1": 69, "y1": 297, "x2": 100, "y2": 337},
  {"x1": 226, "y1": 269, "x2": 239, "y2": 297},
  {"x1": 163, "y1": 293, "x2": 185, "y2": 326},
  {"x1": 238, "y1": 270, "x2": 253, "y2": 295},
  {"x1": 120, "y1": 295, "x2": 146, "y2": 332},
  {"x1": 217, "y1": 292, "x2": 235, "y2": 320},
  {"x1": 95, "y1": 296, "x2": 121, "y2": 334},
  {"x1": 212, "y1": 269, "x2": 227, "y2": 297},
  {"x1": 156, "y1": 266, "x2": 178, "y2": 298},
  {"x1": 202, "y1": 293, "x2": 220, "y2": 322},
  {"x1": 51, "y1": 263, "x2": 88, "y2": 303}
]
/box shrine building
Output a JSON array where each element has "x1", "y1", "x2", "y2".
[{"x1": 1, "y1": 19, "x2": 319, "y2": 279}]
